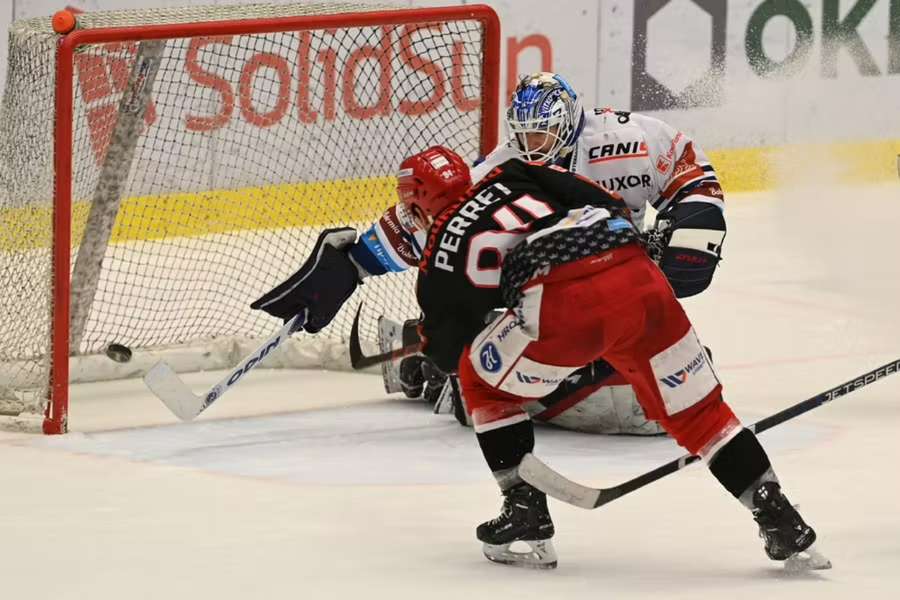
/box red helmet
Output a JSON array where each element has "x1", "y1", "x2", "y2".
[{"x1": 397, "y1": 146, "x2": 471, "y2": 224}]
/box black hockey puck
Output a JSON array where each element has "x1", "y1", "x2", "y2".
[{"x1": 105, "y1": 343, "x2": 133, "y2": 363}]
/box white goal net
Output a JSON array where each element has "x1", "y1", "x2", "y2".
[{"x1": 0, "y1": 2, "x2": 499, "y2": 432}]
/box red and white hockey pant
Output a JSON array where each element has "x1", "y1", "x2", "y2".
[{"x1": 458, "y1": 244, "x2": 740, "y2": 457}]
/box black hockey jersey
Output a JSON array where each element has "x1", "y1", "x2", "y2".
[{"x1": 416, "y1": 159, "x2": 634, "y2": 373}]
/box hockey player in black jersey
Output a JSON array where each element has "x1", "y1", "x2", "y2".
[{"x1": 398, "y1": 146, "x2": 825, "y2": 571}]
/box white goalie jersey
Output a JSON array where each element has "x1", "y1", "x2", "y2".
[{"x1": 472, "y1": 108, "x2": 725, "y2": 231}]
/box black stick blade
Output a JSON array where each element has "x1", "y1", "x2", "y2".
[{"x1": 348, "y1": 302, "x2": 422, "y2": 369}]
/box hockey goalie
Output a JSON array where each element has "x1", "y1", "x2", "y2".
[{"x1": 253, "y1": 70, "x2": 725, "y2": 437}]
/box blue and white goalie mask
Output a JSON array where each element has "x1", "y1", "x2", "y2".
[{"x1": 506, "y1": 72, "x2": 584, "y2": 163}]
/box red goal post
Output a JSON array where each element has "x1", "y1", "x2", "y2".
[{"x1": 0, "y1": 3, "x2": 500, "y2": 434}]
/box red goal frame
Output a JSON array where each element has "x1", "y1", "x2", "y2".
[{"x1": 46, "y1": 5, "x2": 501, "y2": 433}]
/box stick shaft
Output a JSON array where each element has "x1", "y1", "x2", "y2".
[
  {"x1": 597, "y1": 358, "x2": 900, "y2": 506},
  {"x1": 521, "y1": 357, "x2": 900, "y2": 509}
]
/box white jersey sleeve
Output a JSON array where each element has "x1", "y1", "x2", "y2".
[
  {"x1": 631, "y1": 112, "x2": 725, "y2": 213},
  {"x1": 570, "y1": 109, "x2": 725, "y2": 230},
  {"x1": 470, "y1": 143, "x2": 520, "y2": 184}
]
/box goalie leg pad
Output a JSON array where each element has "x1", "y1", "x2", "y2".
[
  {"x1": 377, "y1": 316, "x2": 405, "y2": 394},
  {"x1": 538, "y1": 382, "x2": 665, "y2": 435},
  {"x1": 534, "y1": 364, "x2": 664, "y2": 435},
  {"x1": 378, "y1": 317, "x2": 427, "y2": 396}
]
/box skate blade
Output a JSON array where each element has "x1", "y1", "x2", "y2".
[
  {"x1": 482, "y1": 539, "x2": 558, "y2": 570},
  {"x1": 784, "y1": 544, "x2": 832, "y2": 572}
]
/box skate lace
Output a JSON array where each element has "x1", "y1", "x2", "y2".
[
  {"x1": 752, "y1": 483, "x2": 785, "y2": 525},
  {"x1": 753, "y1": 497, "x2": 811, "y2": 552},
  {"x1": 489, "y1": 488, "x2": 534, "y2": 526},
  {"x1": 752, "y1": 507, "x2": 778, "y2": 527},
  {"x1": 488, "y1": 497, "x2": 515, "y2": 525}
]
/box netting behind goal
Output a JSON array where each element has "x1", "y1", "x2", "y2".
[{"x1": 0, "y1": 3, "x2": 499, "y2": 432}]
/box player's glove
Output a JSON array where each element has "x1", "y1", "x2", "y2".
[
  {"x1": 650, "y1": 202, "x2": 726, "y2": 298},
  {"x1": 398, "y1": 355, "x2": 427, "y2": 397},
  {"x1": 398, "y1": 355, "x2": 448, "y2": 404},
  {"x1": 250, "y1": 228, "x2": 362, "y2": 333}
]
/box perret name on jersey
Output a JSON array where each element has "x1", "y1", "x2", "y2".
[{"x1": 434, "y1": 182, "x2": 513, "y2": 273}]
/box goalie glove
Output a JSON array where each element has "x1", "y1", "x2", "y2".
[
  {"x1": 250, "y1": 228, "x2": 361, "y2": 333},
  {"x1": 651, "y1": 202, "x2": 725, "y2": 298}
]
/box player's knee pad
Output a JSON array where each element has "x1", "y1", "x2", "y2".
[{"x1": 660, "y1": 392, "x2": 737, "y2": 455}]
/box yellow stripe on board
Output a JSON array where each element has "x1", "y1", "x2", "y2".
[
  {"x1": 710, "y1": 138, "x2": 900, "y2": 193},
  {"x1": 111, "y1": 176, "x2": 398, "y2": 242},
  {"x1": 1, "y1": 176, "x2": 398, "y2": 252},
  {"x1": 1, "y1": 204, "x2": 54, "y2": 253},
  {"x1": 2, "y1": 139, "x2": 898, "y2": 252}
]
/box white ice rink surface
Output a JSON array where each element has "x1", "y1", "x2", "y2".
[{"x1": 2, "y1": 183, "x2": 900, "y2": 600}]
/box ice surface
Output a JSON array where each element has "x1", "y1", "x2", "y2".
[{"x1": 1, "y1": 183, "x2": 899, "y2": 599}]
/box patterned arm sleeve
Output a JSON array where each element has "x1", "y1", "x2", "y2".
[{"x1": 348, "y1": 204, "x2": 423, "y2": 276}]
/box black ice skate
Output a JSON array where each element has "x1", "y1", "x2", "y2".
[
  {"x1": 752, "y1": 481, "x2": 831, "y2": 571},
  {"x1": 477, "y1": 482, "x2": 557, "y2": 569}
]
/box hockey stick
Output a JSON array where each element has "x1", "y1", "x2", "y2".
[
  {"x1": 144, "y1": 310, "x2": 307, "y2": 421},
  {"x1": 520, "y1": 357, "x2": 900, "y2": 509},
  {"x1": 349, "y1": 303, "x2": 421, "y2": 369}
]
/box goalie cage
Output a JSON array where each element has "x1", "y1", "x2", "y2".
[{"x1": 0, "y1": 2, "x2": 500, "y2": 433}]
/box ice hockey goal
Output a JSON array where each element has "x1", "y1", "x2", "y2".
[{"x1": 0, "y1": 2, "x2": 500, "y2": 433}]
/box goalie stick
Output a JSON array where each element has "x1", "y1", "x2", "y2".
[
  {"x1": 520, "y1": 357, "x2": 900, "y2": 509},
  {"x1": 144, "y1": 310, "x2": 307, "y2": 421},
  {"x1": 349, "y1": 303, "x2": 421, "y2": 369}
]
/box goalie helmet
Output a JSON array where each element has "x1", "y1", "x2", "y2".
[
  {"x1": 397, "y1": 146, "x2": 471, "y2": 226},
  {"x1": 506, "y1": 72, "x2": 584, "y2": 163}
]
